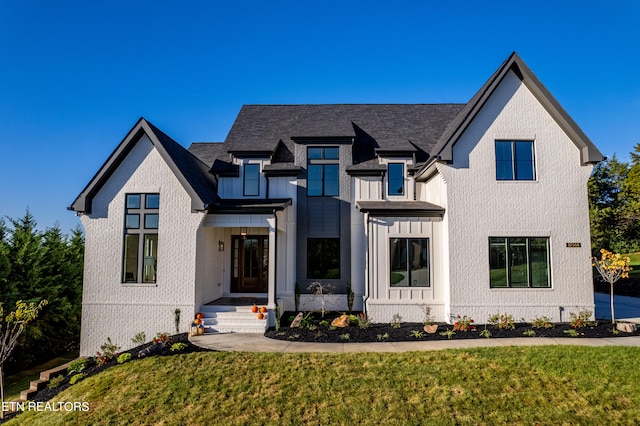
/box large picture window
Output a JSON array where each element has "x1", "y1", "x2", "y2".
[
  {"x1": 389, "y1": 238, "x2": 430, "y2": 287},
  {"x1": 495, "y1": 141, "x2": 535, "y2": 180},
  {"x1": 308, "y1": 147, "x2": 339, "y2": 196},
  {"x1": 123, "y1": 193, "x2": 159, "y2": 283},
  {"x1": 489, "y1": 237, "x2": 550, "y2": 288},
  {"x1": 307, "y1": 238, "x2": 340, "y2": 279}
]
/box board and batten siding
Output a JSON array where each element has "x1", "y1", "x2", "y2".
[{"x1": 80, "y1": 135, "x2": 205, "y2": 356}]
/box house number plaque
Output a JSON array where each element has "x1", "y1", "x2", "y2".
[{"x1": 566, "y1": 243, "x2": 581, "y2": 248}]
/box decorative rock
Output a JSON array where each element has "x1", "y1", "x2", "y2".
[
  {"x1": 423, "y1": 324, "x2": 439, "y2": 334},
  {"x1": 616, "y1": 322, "x2": 637, "y2": 333},
  {"x1": 331, "y1": 314, "x2": 350, "y2": 328},
  {"x1": 138, "y1": 343, "x2": 165, "y2": 358},
  {"x1": 290, "y1": 312, "x2": 304, "y2": 328}
]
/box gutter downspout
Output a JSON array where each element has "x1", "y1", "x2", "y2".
[{"x1": 363, "y1": 212, "x2": 370, "y2": 316}]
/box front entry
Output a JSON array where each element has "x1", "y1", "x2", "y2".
[{"x1": 231, "y1": 235, "x2": 269, "y2": 293}]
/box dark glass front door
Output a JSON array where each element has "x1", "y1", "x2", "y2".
[{"x1": 231, "y1": 236, "x2": 268, "y2": 293}]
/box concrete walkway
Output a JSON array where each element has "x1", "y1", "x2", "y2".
[{"x1": 189, "y1": 332, "x2": 640, "y2": 353}]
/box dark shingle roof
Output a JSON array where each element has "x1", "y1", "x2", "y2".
[
  {"x1": 223, "y1": 104, "x2": 465, "y2": 158},
  {"x1": 188, "y1": 142, "x2": 227, "y2": 167}
]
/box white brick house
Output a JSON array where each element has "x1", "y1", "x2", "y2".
[{"x1": 70, "y1": 53, "x2": 603, "y2": 356}]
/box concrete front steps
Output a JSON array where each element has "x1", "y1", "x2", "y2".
[{"x1": 198, "y1": 305, "x2": 268, "y2": 334}]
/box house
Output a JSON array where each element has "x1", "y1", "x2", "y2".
[{"x1": 70, "y1": 52, "x2": 603, "y2": 356}]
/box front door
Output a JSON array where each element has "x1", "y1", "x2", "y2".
[{"x1": 231, "y1": 235, "x2": 268, "y2": 293}]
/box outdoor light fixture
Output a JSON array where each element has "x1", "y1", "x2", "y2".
[
  {"x1": 218, "y1": 241, "x2": 224, "y2": 251},
  {"x1": 240, "y1": 227, "x2": 247, "y2": 236}
]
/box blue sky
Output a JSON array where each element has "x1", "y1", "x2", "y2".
[{"x1": 1, "y1": 1, "x2": 639, "y2": 233}]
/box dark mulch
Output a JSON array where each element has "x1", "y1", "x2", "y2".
[
  {"x1": 264, "y1": 311, "x2": 640, "y2": 343},
  {"x1": 1, "y1": 333, "x2": 211, "y2": 424}
]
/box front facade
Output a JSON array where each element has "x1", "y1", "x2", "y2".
[{"x1": 71, "y1": 53, "x2": 603, "y2": 356}]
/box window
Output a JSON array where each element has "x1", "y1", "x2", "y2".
[
  {"x1": 308, "y1": 147, "x2": 339, "y2": 196},
  {"x1": 243, "y1": 163, "x2": 260, "y2": 196},
  {"x1": 388, "y1": 163, "x2": 404, "y2": 196},
  {"x1": 307, "y1": 238, "x2": 340, "y2": 279},
  {"x1": 123, "y1": 193, "x2": 159, "y2": 283},
  {"x1": 389, "y1": 238, "x2": 430, "y2": 287},
  {"x1": 495, "y1": 141, "x2": 535, "y2": 180},
  {"x1": 489, "y1": 237, "x2": 550, "y2": 288}
]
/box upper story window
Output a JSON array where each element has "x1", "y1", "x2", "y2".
[
  {"x1": 388, "y1": 163, "x2": 405, "y2": 196},
  {"x1": 308, "y1": 147, "x2": 339, "y2": 196},
  {"x1": 123, "y1": 193, "x2": 159, "y2": 284},
  {"x1": 243, "y1": 163, "x2": 260, "y2": 196},
  {"x1": 495, "y1": 141, "x2": 535, "y2": 181}
]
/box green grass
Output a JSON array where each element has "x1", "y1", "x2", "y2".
[
  {"x1": 3, "y1": 351, "x2": 79, "y2": 402},
  {"x1": 624, "y1": 252, "x2": 640, "y2": 278},
  {"x1": 7, "y1": 346, "x2": 640, "y2": 425}
]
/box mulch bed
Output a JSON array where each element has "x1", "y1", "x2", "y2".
[{"x1": 264, "y1": 311, "x2": 640, "y2": 343}]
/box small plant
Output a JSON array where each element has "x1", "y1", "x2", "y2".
[
  {"x1": 440, "y1": 329, "x2": 456, "y2": 340},
  {"x1": 288, "y1": 333, "x2": 300, "y2": 340},
  {"x1": 611, "y1": 327, "x2": 620, "y2": 335},
  {"x1": 328, "y1": 326, "x2": 337, "y2": 331},
  {"x1": 174, "y1": 308, "x2": 181, "y2": 334},
  {"x1": 274, "y1": 304, "x2": 281, "y2": 332},
  {"x1": 339, "y1": 333, "x2": 350, "y2": 341},
  {"x1": 275, "y1": 331, "x2": 287, "y2": 337},
  {"x1": 69, "y1": 373, "x2": 86, "y2": 385},
  {"x1": 346, "y1": 281, "x2": 354, "y2": 313},
  {"x1": 420, "y1": 305, "x2": 434, "y2": 325},
  {"x1": 479, "y1": 328, "x2": 492, "y2": 338},
  {"x1": 96, "y1": 337, "x2": 121, "y2": 365},
  {"x1": 294, "y1": 281, "x2": 301, "y2": 312},
  {"x1": 357, "y1": 313, "x2": 371, "y2": 329},
  {"x1": 487, "y1": 313, "x2": 515, "y2": 330},
  {"x1": 453, "y1": 315, "x2": 476, "y2": 332},
  {"x1": 308, "y1": 281, "x2": 336, "y2": 318},
  {"x1": 377, "y1": 333, "x2": 389, "y2": 341},
  {"x1": 131, "y1": 331, "x2": 147, "y2": 346},
  {"x1": 319, "y1": 319, "x2": 330, "y2": 327},
  {"x1": 117, "y1": 353, "x2": 132, "y2": 364},
  {"x1": 410, "y1": 329, "x2": 424, "y2": 339},
  {"x1": 307, "y1": 324, "x2": 318, "y2": 331},
  {"x1": 47, "y1": 375, "x2": 64, "y2": 389},
  {"x1": 531, "y1": 316, "x2": 554, "y2": 329},
  {"x1": 569, "y1": 310, "x2": 596, "y2": 329},
  {"x1": 153, "y1": 333, "x2": 172, "y2": 345},
  {"x1": 523, "y1": 330, "x2": 536, "y2": 337},
  {"x1": 300, "y1": 312, "x2": 315, "y2": 329},
  {"x1": 67, "y1": 359, "x2": 88, "y2": 375},
  {"x1": 348, "y1": 314, "x2": 358, "y2": 323},
  {"x1": 170, "y1": 342, "x2": 188, "y2": 352},
  {"x1": 390, "y1": 313, "x2": 402, "y2": 329},
  {"x1": 564, "y1": 329, "x2": 579, "y2": 337}
]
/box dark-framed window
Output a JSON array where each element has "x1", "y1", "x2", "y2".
[
  {"x1": 388, "y1": 163, "x2": 404, "y2": 196},
  {"x1": 389, "y1": 238, "x2": 430, "y2": 287},
  {"x1": 308, "y1": 147, "x2": 339, "y2": 196},
  {"x1": 307, "y1": 238, "x2": 340, "y2": 279},
  {"x1": 489, "y1": 237, "x2": 550, "y2": 288},
  {"x1": 495, "y1": 141, "x2": 535, "y2": 180},
  {"x1": 123, "y1": 193, "x2": 159, "y2": 283},
  {"x1": 243, "y1": 163, "x2": 260, "y2": 196}
]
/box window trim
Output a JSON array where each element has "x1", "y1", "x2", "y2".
[
  {"x1": 243, "y1": 163, "x2": 260, "y2": 196},
  {"x1": 488, "y1": 236, "x2": 551, "y2": 289},
  {"x1": 122, "y1": 193, "x2": 159, "y2": 284},
  {"x1": 387, "y1": 163, "x2": 405, "y2": 196},
  {"x1": 307, "y1": 147, "x2": 340, "y2": 197},
  {"x1": 389, "y1": 237, "x2": 430, "y2": 287},
  {"x1": 495, "y1": 140, "x2": 536, "y2": 181}
]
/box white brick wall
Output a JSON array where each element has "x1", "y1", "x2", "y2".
[{"x1": 80, "y1": 135, "x2": 205, "y2": 355}]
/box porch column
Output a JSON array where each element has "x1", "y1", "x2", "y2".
[{"x1": 266, "y1": 216, "x2": 277, "y2": 310}]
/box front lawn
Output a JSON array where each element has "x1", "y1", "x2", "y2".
[{"x1": 7, "y1": 346, "x2": 640, "y2": 424}]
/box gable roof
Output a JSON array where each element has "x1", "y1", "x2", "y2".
[
  {"x1": 69, "y1": 118, "x2": 218, "y2": 214},
  {"x1": 430, "y1": 52, "x2": 604, "y2": 165}
]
